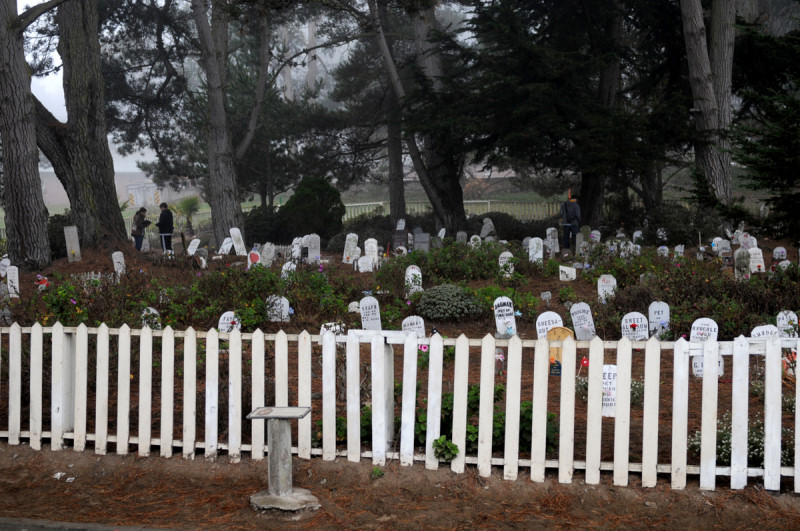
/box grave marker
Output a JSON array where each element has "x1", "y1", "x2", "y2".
[
  {"x1": 401, "y1": 316, "x2": 426, "y2": 337},
  {"x1": 547, "y1": 327, "x2": 574, "y2": 376},
  {"x1": 364, "y1": 238, "x2": 379, "y2": 267},
  {"x1": 751, "y1": 324, "x2": 780, "y2": 338},
  {"x1": 546, "y1": 227, "x2": 560, "y2": 254},
  {"x1": 589, "y1": 230, "x2": 601, "y2": 243},
  {"x1": 777, "y1": 310, "x2": 798, "y2": 337},
  {"x1": 536, "y1": 311, "x2": 563, "y2": 339},
  {"x1": 291, "y1": 237, "x2": 302, "y2": 261},
  {"x1": 597, "y1": 274, "x2": 616, "y2": 303},
  {"x1": 218, "y1": 237, "x2": 234, "y2": 255},
  {"x1": 749, "y1": 248, "x2": 765, "y2": 273},
  {"x1": 266, "y1": 295, "x2": 291, "y2": 322},
  {"x1": 656, "y1": 246, "x2": 669, "y2": 257},
  {"x1": 621, "y1": 311, "x2": 648, "y2": 341},
  {"x1": 469, "y1": 235, "x2": 481, "y2": 248},
  {"x1": 499, "y1": 251, "x2": 514, "y2": 277},
  {"x1": 229, "y1": 228, "x2": 247, "y2": 256},
  {"x1": 357, "y1": 256, "x2": 374, "y2": 273},
  {"x1": 141, "y1": 307, "x2": 161, "y2": 330},
  {"x1": 260, "y1": 243, "x2": 275, "y2": 267},
  {"x1": 247, "y1": 249, "x2": 260, "y2": 270},
  {"x1": 111, "y1": 251, "x2": 125, "y2": 281},
  {"x1": 559, "y1": 265, "x2": 576, "y2": 281},
  {"x1": 0, "y1": 257, "x2": 9, "y2": 278},
  {"x1": 480, "y1": 218, "x2": 496, "y2": 239},
  {"x1": 405, "y1": 265, "x2": 423, "y2": 297},
  {"x1": 690, "y1": 317, "x2": 722, "y2": 378},
  {"x1": 648, "y1": 301, "x2": 670, "y2": 338},
  {"x1": 64, "y1": 226, "x2": 81, "y2": 262},
  {"x1": 218, "y1": 311, "x2": 241, "y2": 333},
  {"x1": 281, "y1": 262, "x2": 296, "y2": 279},
  {"x1": 773, "y1": 247, "x2": 787, "y2": 261},
  {"x1": 343, "y1": 234, "x2": 359, "y2": 264},
  {"x1": 359, "y1": 296, "x2": 381, "y2": 330},
  {"x1": 734, "y1": 248, "x2": 751, "y2": 280},
  {"x1": 493, "y1": 296, "x2": 517, "y2": 336},
  {"x1": 456, "y1": 231, "x2": 467, "y2": 243},
  {"x1": 632, "y1": 230, "x2": 643, "y2": 243},
  {"x1": 6, "y1": 266, "x2": 19, "y2": 298},
  {"x1": 347, "y1": 301, "x2": 360, "y2": 313},
  {"x1": 304, "y1": 234, "x2": 321, "y2": 264},
  {"x1": 570, "y1": 302, "x2": 596, "y2": 340},
  {"x1": 602, "y1": 365, "x2": 617, "y2": 417},
  {"x1": 414, "y1": 232, "x2": 431, "y2": 252},
  {"x1": 186, "y1": 239, "x2": 201, "y2": 256},
  {"x1": 528, "y1": 237, "x2": 544, "y2": 264}
]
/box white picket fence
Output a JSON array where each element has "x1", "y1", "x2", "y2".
[{"x1": 0, "y1": 323, "x2": 797, "y2": 492}]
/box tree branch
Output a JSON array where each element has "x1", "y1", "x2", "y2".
[{"x1": 14, "y1": 0, "x2": 70, "y2": 32}]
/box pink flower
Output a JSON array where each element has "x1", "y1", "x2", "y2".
[
  {"x1": 406, "y1": 300, "x2": 411, "y2": 306},
  {"x1": 420, "y1": 344, "x2": 429, "y2": 352}
]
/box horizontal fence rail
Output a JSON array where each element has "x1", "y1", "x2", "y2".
[{"x1": 1, "y1": 323, "x2": 798, "y2": 492}]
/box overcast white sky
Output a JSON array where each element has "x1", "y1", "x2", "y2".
[{"x1": 21, "y1": 0, "x2": 148, "y2": 172}]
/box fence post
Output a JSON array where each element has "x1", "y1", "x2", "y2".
[
  {"x1": 559, "y1": 336, "x2": 577, "y2": 484},
  {"x1": 371, "y1": 335, "x2": 387, "y2": 465},
  {"x1": 30, "y1": 323, "x2": 44, "y2": 451},
  {"x1": 74, "y1": 323, "x2": 89, "y2": 452},
  {"x1": 400, "y1": 332, "x2": 419, "y2": 467},
  {"x1": 297, "y1": 331, "x2": 313, "y2": 460},
  {"x1": 477, "y1": 334, "x2": 496, "y2": 477},
  {"x1": 228, "y1": 329, "x2": 242, "y2": 463},
  {"x1": 450, "y1": 335, "x2": 470, "y2": 474},
  {"x1": 51, "y1": 322, "x2": 75, "y2": 451},
  {"x1": 671, "y1": 338, "x2": 689, "y2": 489},
  {"x1": 9, "y1": 323, "x2": 21, "y2": 445},
  {"x1": 699, "y1": 340, "x2": 719, "y2": 491},
  {"x1": 322, "y1": 331, "x2": 337, "y2": 461},
  {"x1": 345, "y1": 332, "x2": 360, "y2": 462},
  {"x1": 730, "y1": 336, "x2": 750, "y2": 489},
  {"x1": 160, "y1": 326, "x2": 175, "y2": 458},
  {"x1": 764, "y1": 335, "x2": 782, "y2": 490},
  {"x1": 205, "y1": 328, "x2": 219, "y2": 461},
  {"x1": 425, "y1": 334, "x2": 444, "y2": 470}
]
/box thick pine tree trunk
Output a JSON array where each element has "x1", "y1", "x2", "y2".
[
  {"x1": 386, "y1": 88, "x2": 406, "y2": 226},
  {"x1": 191, "y1": 0, "x2": 244, "y2": 246},
  {"x1": 0, "y1": 0, "x2": 51, "y2": 270},
  {"x1": 36, "y1": 0, "x2": 127, "y2": 248}
]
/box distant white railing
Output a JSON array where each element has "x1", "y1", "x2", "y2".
[
  {"x1": 1, "y1": 323, "x2": 797, "y2": 492},
  {"x1": 342, "y1": 200, "x2": 563, "y2": 222}
]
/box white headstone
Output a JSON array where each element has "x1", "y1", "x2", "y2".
[
  {"x1": 343, "y1": 234, "x2": 359, "y2": 264},
  {"x1": 536, "y1": 311, "x2": 563, "y2": 339},
  {"x1": 777, "y1": 310, "x2": 799, "y2": 337},
  {"x1": 690, "y1": 317, "x2": 722, "y2": 378},
  {"x1": 621, "y1": 311, "x2": 648, "y2": 340},
  {"x1": 778, "y1": 259, "x2": 792, "y2": 270},
  {"x1": 739, "y1": 233, "x2": 757, "y2": 249},
  {"x1": 218, "y1": 311, "x2": 241, "y2": 332},
  {"x1": 717, "y1": 239, "x2": 732, "y2": 256},
  {"x1": 632, "y1": 230, "x2": 643, "y2": 243},
  {"x1": 528, "y1": 237, "x2": 544, "y2": 264},
  {"x1": 266, "y1": 295, "x2": 291, "y2": 322},
  {"x1": 656, "y1": 246, "x2": 669, "y2": 257},
  {"x1": 546, "y1": 227, "x2": 560, "y2": 254},
  {"x1": 396, "y1": 219, "x2": 406, "y2": 231},
  {"x1": 6, "y1": 266, "x2": 19, "y2": 298},
  {"x1": 0, "y1": 257, "x2": 9, "y2": 278},
  {"x1": 281, "y1": 261, "x2": 296, "y2": 279},
  {"x1": 480, "y1": 218, "x2": 496, "y2": 239},
  {"x1": 229, "y1": 228, "x2": 247, "y2": 256},
  {"x1": 111, "y1": 251, "x2": 125, "y2": 280},
  {"x1": 602, "y1": 365, "x2": 617, "y2": 417},
  {"x1": 247, "y1": 249, "x2": 260, "y2": 270},
  {"x1": 347, "y1": 301, "x2": 360, "y2": 313},
  {"x1": 357, "y1": 256, "x2": 374, "y2": 273},
  {"x1": 291, "y1": 237, "x2": 303, "y2": 260},
  {"x1": 359, "y1": 296, "x2": 381, "y2": 330},
  {"x1": 394, "y1": 246, "x2": 408, "y2": 256},
  {"x1": 570, "y1": 302, "x2": 596, "y2": 340},
  {"x1": 773, "y1": 247, "x2": 787, "y2": 261},
  {"x1": 493, "y1": 296, "x2": 517, "y2": 336},
  {"x1": 405, "y1": 265, "x2": 423, "y2": 297},
  {"x1": 141, "y1": 307, "x2": 161, "y2": 330},
  {"x1": 674, "y1": 245, "x2": 684, "y2": 258},
  {"x1": 734, "y1": 248, "x2": 751, "y2": 280},
  {"x1": 179, "y1": 239, "x2": 200, "y2": 258},
  {"x1": 456, "y1": 231, "x2": 467, "y2": 243},
  {"x1": 499, "y1": 251, "x2": 514, "y2": 277},
  {"x1": 559, "y1": 266, "x2": 576, "y2": 281},
  {"x1": 218, "y1": 237, "x2": 234, "y2": 255},
  {"x1": 751, "y1": 324, "x2": 780, "y2": 339},
  {"x1": 648, "y1": 301, "x2": 670, "y2": 338},
  {"x1": 437, "y1": 228, "x2": 446, "y2": 239},
  {"x1": 401, "y1": 316, "x2": 426, "y2": 338},
  {"x1": 749, "y1": 248, "x2": 765, "y2": 273},
  {"x1": 469, "y1": 235, "x2": 482, "y2": 248},
  {"x1": 589, "y1": 230, "x2": 601, "y2": 243},
  {"x1": 597, "y1": 274, "x2": 617, "y2": 303},
  {"x1": 304, "y1": 234, "x2": 321, "y2": 264},
  {"x1": 64, "y1": 226, "x2": 81, "y2": 262},
  {"x1": 260, "y1": 242, "x2": 275, "y2": 267}
]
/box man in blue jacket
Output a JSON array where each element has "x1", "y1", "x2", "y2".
[{"x1": 155, "y1": 202, "x2": 174, "y2": 252}]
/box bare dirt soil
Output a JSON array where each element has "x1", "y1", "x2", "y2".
[
  {"x1": 4, "y1": 241, "x2": 800, "y2": 529},
  {"x1": 2, "y1": 441, "x2": 800, "y2": 530}
]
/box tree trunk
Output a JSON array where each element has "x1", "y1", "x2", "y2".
[
  {"x1": 386, "y1": 86, "x2": 406, "y2": 226},
  {"x1": 36, "y1": 0, "x2": 127, "y2": 248},
  {"x1": 0, "y1": 0, "x2": 51, "y2": 270},
  {"x1": 191, "y1": 0, "x2": 244, "y2": 246},
  {"x1": 680, "y1": 0, "x2": 734, "y2": 205},
  {"x1": 579, "y1": 173, "x2": 606, "y2": 228}
]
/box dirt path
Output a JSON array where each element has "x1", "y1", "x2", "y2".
[{"x1": 1, "y1": 443, "x2": 799, "y2": 530}]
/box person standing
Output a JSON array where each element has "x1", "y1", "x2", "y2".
[
  {"x1": 131, "y1": 207, "x2": 150, "y2": 251},
  {"x1": 155, "y1": 202, "x2": 174, "y2": 252},
  {"x1": 560, "y1": 193, "x2": 581, "y2": 252}
]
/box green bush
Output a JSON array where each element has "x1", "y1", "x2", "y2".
[
  {"x1": 416, "y1": 284, "x2": 483, "y2": 322},
  {"x1": 279, "y1": 177, "x2": 345, "y2": 241},
  {"x1": 244, "y1": 206, "x2": 290, "y2": 245}
]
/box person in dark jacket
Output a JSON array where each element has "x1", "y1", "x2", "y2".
[
  {"x1": 155, "y1": 202, "x2": 174, "y2": 252},
  {"x1": 131, "y1": 207, "x2": 150, "y2": 251},
  {"x1": 560, "y1": 194, "x2": 581, "y2": 252}
]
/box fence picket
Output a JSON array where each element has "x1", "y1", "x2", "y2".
[
  {"x1": 322, "y1": 331, "x2": 337, "y2": 461},
  {"x1": 9, "y1": 323, "x2": 21, "y2": 445},
  {"x1": 51, "y1": 322, "x2": 66, "y2": 451},
  {"x1": 297, "y1": 331, "x2": 312, "y2": 459},
  {"x1": 699, "y1": 340, "x2": 719, "y2": 490},
  {"x1": 138, "y1": 327, "x2": 153, "y2": 457},
  {"x1": 425, "y1": 334, "x2": 444, "y2": 470},
  {"x1": 531, "y1": 337, "x2": 550, "y2": 482},
  {"x1": 641, "y1": 337, "x2": 661, "y2": 488},
  {"x1": 400, "y1": 332, "x2": 419, "y2": 467},
  {"x1": 276, "y1": 331, "x2": 288, "y2": 407},
  {"x1": 30, "y1": 323, "x2": 43, "y2": 451},
  {"x1": 671, "y1": 338, "x2": 689, "y2": 489},
  {"x1": 764, "y1": 335, "x2": 782, "y2": 490},
  {"x1": 371, "y1": 335, "x2": 387, "y2": 466},
  {"x1": 345, "y1": 332, "x2": 360, "y2": 462},
  {"x1": 585, "y1": 336, "x2": 604, "y2": 484},
  {"x1": 796, "y1": 337, "x2": 800, "y2": 494},
  {"x1": 183, "y1": 328, "x2": 197, "y2": 459},
  {"x1": 450, "y1": 335, "x2": 470, "y2": 474},
  {"x1": 503, "y1": 336, "x2": 523, "y2": 481},
  {"x1": 730, "y1": 336, "x2": 750, "y2": 489},
  {"x1": 116, "y1": 325, "x2": 131, "y2": 455},
  {"x1": 559, "y1": 337, "x2": 577, "y2": 484},
  {"x1": 228, "y1": 330, "x2": 242, "y2": 463},
  {"x1": 251, "y1": 330, "x2": 266, "y2": 460},
  {"x1": 74, "y1": 323, "x2": 88, "y2": 452},
  {"x1": 477, "y1": 334, "x2": 496, "y2": 477},
  {"x1": 205, "y1": 329, "x2": 219, "y2": 460},
  {"x1": 95, "y1": 324, "x2": 109, "y2": 455},
  {"x1": 613, "y1": 338, "x2": 632, "y2": 486},
  {"x1": 160, "y1": 327, "x2": 175, "y2": 458}
]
